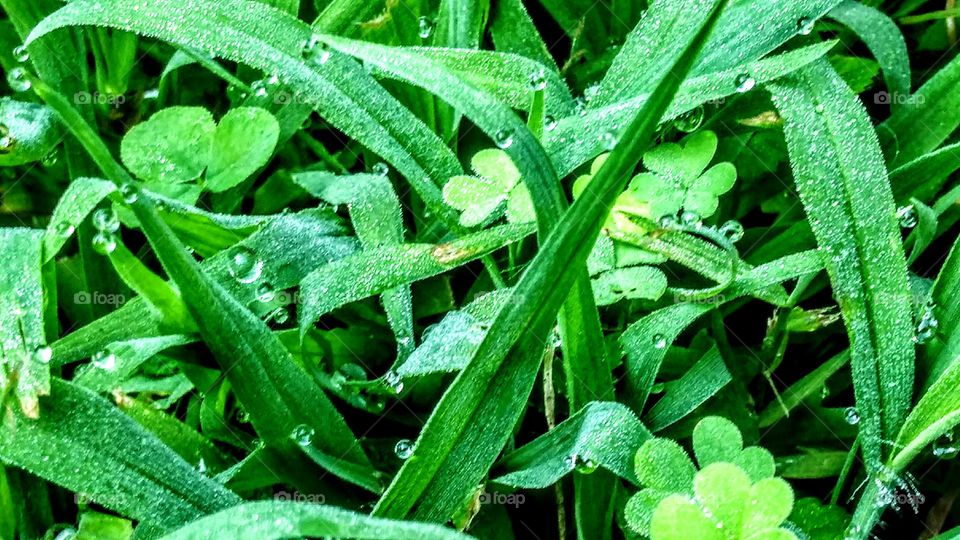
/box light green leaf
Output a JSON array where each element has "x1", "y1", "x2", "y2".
[
  {"x1": 0, "y1": 98, "x2": 62, "y2": 167},
  {"x1": 120, "y1": 107, "x2": 215, "y2": 184},
  {"x1": 205, "y1": 107, "x2": 280, "y2": 192},
  {"x1": 43, "y1": 177, "x2": 116, "y2": 262},
  {"x1": 591, "y1": 266, "x2": 668, "y2": 306}
]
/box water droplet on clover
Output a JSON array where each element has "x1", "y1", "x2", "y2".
[
  {"x1": 528, "y1": 70, "x2": 547, "y2": 92},
  {"x1": 395, "y1": 439, "x2": 415, "y2": 459},
  {"x1": 291, "y1": 424, "x2": 315, "y2": 446},
  {"x1": 897, "y1": 205, "x2": 918, "y2": 228},
  {"x1": 719, "y1": 220, "x2": 744, "y2": 242},
  {"x1": 844, "y1": 406, "x2": 860, "y2": 425},
  {"x1": 418, "y1": 16, "x2": 435, "y2": 39},
  {"x1": 227, "y1": 247, "x2": 263, "y2": 284},
  {"x1": 652, "y1": 334, "x2": 667, "y2": 349},
  {"x1": 494, "y1": 129, "x2": 514, "y2": 149},
  {"x1": 797, "y1": 17, "x2": 815, "y2": 36},
  {"x1": 735, "y1": 73, "x2": 756, "y2": 93},
  {"x1": 92, "y1": 232, "x2": 117, "y2": 255},
  {"x1": 92, "y1": 207, "x2": 120, "y2": 233},
  {"x1": 32, "y1": 345, "x2": 52, "y2": 364},
  {"x1": 7, "y1": 67, "x2": 31, "y2": 92},
  {"x1": 13, "y1": 45, "x2": 29, "y2": 63},
  {"x1": 119, "y1": 183, "x2": 139, "y2": 203},
  {"x1": 92, "y1": 350, "x2": 116, "y2": 371}
]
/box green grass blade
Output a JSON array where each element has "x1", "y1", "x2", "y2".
[
  {"x1": 643, "y1": 345, "x2": 731, "y2": 432},
  {"x1": 828, "y1": 0, "x2": 911, "y2": 101},
  {"x1": 769, "y1": 59, "x2": 915, "y2": 473},
  {"x1": 489, "y1": 0, "x2": 557, "y2": 70}
]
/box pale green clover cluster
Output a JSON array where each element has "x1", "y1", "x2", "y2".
[
  {"x1": 442, "y1": 149, "x2": 535, "y2": 227},
  {"x1": 625, "y1": 416, "x2": 797, "y2": 540}
]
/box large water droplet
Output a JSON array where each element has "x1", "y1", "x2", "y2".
[
  {"x1": 13, "y1": 45, "x2": 29, "y2": 63},
  {"x1": 32, "y1": 345, "x2": 52, "y2": 364},
  {"x1": 385, "y1": 370, "x2": 404, "y2": 394},
  {"x1": 55, "y1": 222, "x2": 75, "y2": 238},
  {"x1": 652, "y1": 334, "x2": 667, "y2": 349},
  {"x1": 395, "y1": 439, "x2": 415, "y2": 459},
  {"x1": 544, "y1": 115, "x2": 558, "y2": 132},
  {"x1": 256, "y1": 282, "x2": 276, "y2": 303},
  {"x1": 0, "y1": 132, "x2": 14, "y2": 154},
  {"x1": 119, "y1": 183, "x2": 139, "y2": 204},
  {"x1": 291, "y1": 424, "x2": 315, "y2": 446},
  {"x1": 600, "y1": 130, "x2": 618, "y2": 151},
  {"x1": 371, "y1": 162, "x2": 389, "y2": 176},
  {"x1": 734, "y1": 73, "x2": 756, "y2": 93},
  {"x1": 92, "y1": 350, "x2": 116, "y2": 371},
  {"x1": 251, "y1": 79, "x2": 269, "y2": 98},
  {"x1": 92, "y1": 207, "x2": 120, "y2": 233},
  {"x1": 844, "y1": 406, "x2": 860, "y2": 425},
  {"x1": 91, "y1": 232, "x2": 117, "y2": 255},
  {"x1": 797, "y1": 17, "x2": 815, "y2": 36},
  {"x1": 674, "y1": 106, "x2": 705, "y2": 132},
  {"x1": 494, "y1": 129, "x2": 514, "y2": 149},
  {"x1": 418, "y1": 16, "x2": 435, "y2": 39},
  {"x1": 719, "y1": 220, "x2": 744, "y2": 242},
  {"x1": 933, "y1": 432, "x2": 959, "y2": 459},
  {"x1": 680, "y1": 210, "x2": 702, "y2": 228},
  {"x1": 227, "y1": 247, "x2": 263, "y2": 284},
  {"x1": 897, "y1": 205, "x2": 918, "y2": 229},
  {"x1": 302, "y1": 34, "x2": 330, "y2": 64},
  {"x1": 7, "y1": 67, "x2": 31, "y2": 92},
  {"x1": 528, "y1": 70, "x2": 547, "y2": 92}
]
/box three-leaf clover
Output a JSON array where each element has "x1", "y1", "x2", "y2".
[
  {"x1": 628, "y1": 130, "x2": 736, "y2": 220},
  {"x1": 625, "y1": 416, "x2": 798, "y2": 540},
  {"x1": 442, "y1": 149, "x2": 535, "y2": 227}
]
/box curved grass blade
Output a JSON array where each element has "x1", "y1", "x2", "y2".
[
  {"x1": 643, "y1": 345, "x2": 731, "y2": 432},
  {"x1": 489, "y1": 0, "x2": 557, "y2": 70},
  {"x1": 770, "y1": 60, "x2": 915, "y2": 475},
  {"x1": 371, "y1": 0, "x2": 729, "y2": 521},
  {"x1": 43, "y1": 177, "x2": 116, "y2": 262},
  {"x1": 494, "y1": 402, "x2": 651, "y2": 488},
  {"x1": 758, "y1": 351, "x2": 850, "y2": 428},
  {"x1": 158, "y1": 501, "x2": 470, "y2": 540},
  {"x1": 828, "y1": 0, "x2": 910, "y2": 101},
  {"x1": 28, "y1": 0, "x2": 466, "y2": 229},
  {"x1": 0, "y1": 379, "x2": 240, "y2": 532}
]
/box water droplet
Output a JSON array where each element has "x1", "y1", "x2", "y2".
[
  {"x1": 576, "y1": 456, "x2": 597, "y2": 474},
  {"x1": 652, "y1": 334, "x2": 667, "y2": 349},
  {"x1": 395, "y1": 439, "x2": 415, "y2": 459},
  {"x1": 658, "y1": 214, "x2": 679, "y2": 229},
  {"x1": 544, "y1": 115, "x2": 558, "y2": 132},
  {"x1": 237, "y1": 407, "x2": 251, "y2": 423},
  {"x1": 55, "y1": 222, "x2": 75, "y2": 238},
  {"x1": 528, "y1": 70, "x2": 547, "y2": 92},
  {"x1": 53, "y1": 529, "x2": 78, "y2": 540},
  {"x1": 269, "y1": 306, "x2": 290, "y2": 325},
  {"x1": 915, "y1": 302, "x2": 939, "y2": 344},
  {"x1": 91, "y1": 232, "x2": 117, "y2": 255},
  {"x1": 844, "y1": 406, "x2": 860, "y2": 425},
  {"x1": 227, "y1": 247, "x2": 263, "y2": 284},
  {"x1": 371, "y1": 162, "x2": 389, "y2": 176},
  {"x1": 291, "y1": 424, "x2": 315, "y2": 446},
  {"x1": 797, "y1": 17, "x2": 815, "y2": 36},
  {"x1": 91, "y1": 207, "x2": 120, "y2": 233},
  {"x1": 385, "y1": 370, "x2": 404, "y2": 394},
  {"x1": 92, "y1": 350, "x2": 116, "y2": 371},
  {"x1": 256, "y1": 282, "x2": 276, "y2": 303},
  {"x1": 418, "y1": 16, "x2": 435, "y2": 39},
  {"x1": 680, "y1": 210, "x2": 702, "y2": 228},
  {"x1": 13, "y1": 45, "x2": 29, "y2": 63},
  {"x1": 302, "y1": 34, "x2": 330, "y2": 64},
  {"x1": 40, "y1": 148, "x2": 59, "y2": 167},
  {"x1": 0, "y1": 132, "x2": 14, "y2": 154},
  {"x1": 600, "y1": 130, "x2": 618, "y2": 151},
  {"x1": 32, "y1": 345, "x2": 52, "y2": 364},
  {"x1": 718, "y1": 220, "x2": 744, "y2": 242},
  {"x1": 251, "y1": 79, "x2": 268, "y2": 98},
  {"x1": 673, "y1": 106, "x2": 705, "y2": 132},
  {"x1": 494, "y1": 129, "x2": 514, "y2": 149},
  {"x1": 119, "y1": 183, "x2": 139, "y2": 203},
  {"x1": 897, "y1": 205, "x2": 918, "y2": 228},
  {"x1": 197, "y1": 458, "x2": 207, "y2": 475},
  {"x1": 7, "y1": 67, "x2": 31, "y2": 92},
  {"x1": 735, "y1": 73, "x2": 756, "y2": 93},
  {"x1": 933, "y1": 432, "x2": 959, "y2": 459}
]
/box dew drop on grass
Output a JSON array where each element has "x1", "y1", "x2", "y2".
[
  {"x1": 494, "y1": 129, "x2": 514, "y2": 149},
  {"x1": 658, "y1": 214, "x2": 679, "y2": 229},
  {"x1": 197, "y1": 458, "x2": 207, "y2": 475},
  {"x1": 674, "y1": 106, "x2": 705, "y2": 132},
  {"x1": 32, "y1": 345, "x2": 52, "y2": 364},
  {"x1": 914, "y1": 301, "x2": 938, "y2": 344},
  {"x1": 734, "y1": 73, "x2": 756, "y2": 93},
  {"x1": 302, "y1": 34, "x2": 330, "y2": 64},
  {"x1": 896, "y1": 205, "x2": 918, "y2": 228},
  {"x1": 600, "y1": 130, "x2": 618, "y2": 151},
  {"x1": 680, "y1": 210, "x2": 702, "y2": 228},
  {"x1": 0, "y1": 133, "x2": 14, "y2": 154},
  {"x1": 91, "y1": 232, "x2": 117, "y2": 255},
  {"x1": 395, "y1": 439, "x2": 415, "y2": 459},
  {"x1": 932, "y1": 431, "x2": 959, "y2": 459},
  {"x1": 56, "y1": 222, "x2": 75, "y2": 238},
  {"x1": 844, "y1": 406, "x2": 860, "y2": 425},
  {"x1": 92, "y1": 350, "x2": 116, "y2": 371},
  {"x1": 269, "y1": 306, "x2": 290, "y2": 324},
  {"x1": 291, "y1": 424, "x2": 315, "y2": 446},
  {"x1": 251, "y1": 79, "x2": 268, "y2": 98},
  {"x1": 544, "y1": 115, "x2": 558, "y2": 132},
  {"x1": 719, "y1": 220, "x2": 745, "y2": 242},
  {"x1": 418, "y1": 16, "x2": 435, "y2": 39},
  {"x1": 91, "y1": 207, "x2": 120, "y2": 233},
  {"x1": 528, "y1": 70, "x2": 547, "y2": 91},
  {"x1": 41, "y1": 149, "x2": 59, "y2": 167},
  {"x1": 13, "y1": 45, "x2": 29, "y2": 63},
  {"x1": 371, "y1": 162, "x2": 389, "y2": 176},
  {"x1": 385, "y1": 371, "x2": 404, "y2": 394},
  {"x1": 256, "y1": 282, "x2": 276, "y2": 303},
  {"x1": 227, "y1": 247, "x2": 263, "y2": 284},
  {"x1": 7, "y1": 67, "x2": 31, "y2": 92},
  {"x1": 652, "y1": 334, "x2": 667, "y2": 349},
  {"x1": 797, "y1": 17, "x2": 815, "y2": 36},
  {"x1": 119, "y1": 183, "x2": 139, "y2": 204}
]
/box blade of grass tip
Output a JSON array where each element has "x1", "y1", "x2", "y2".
[
  {"x1": 373, "y1": 0, "x2": 729, "y2": 521},
  {"x1": 28, "y1": 77, "x2": 374, "y2": 488}
]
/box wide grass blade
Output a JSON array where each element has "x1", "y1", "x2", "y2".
[{"x1": 828, "y1": 0, "x2": 910, "y2": 101}]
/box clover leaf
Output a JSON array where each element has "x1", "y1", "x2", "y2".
[
  {"x1": 442, "y1": 149, "x2": 535, "y2": 227},
  {"x1": 625, "y1": 416, "x2": 796, "y2": 540},
  {"x1": 628, "y1": 130, "x2": 736, "y2": 220}
]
